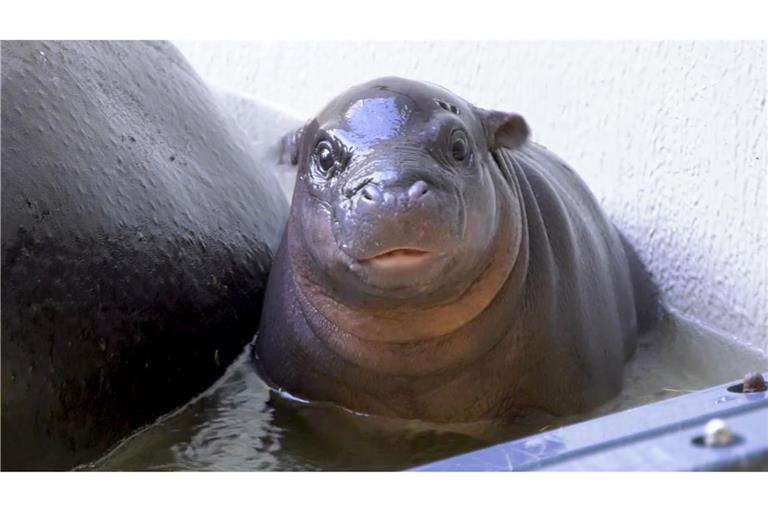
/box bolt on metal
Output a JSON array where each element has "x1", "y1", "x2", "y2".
[
  {"x1": 703, "y1": 418, "x2": 735, "y2": 447},
  {"x1": 742, "y1": 372, "x2": 767, "y2": 393}
]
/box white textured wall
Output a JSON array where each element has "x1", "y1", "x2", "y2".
[{"x1": 176, "y1": 41, "x2": 768, "y2": 355}]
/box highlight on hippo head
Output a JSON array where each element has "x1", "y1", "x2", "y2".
[{"x1": 284, "y1": 77, "x2": 530, "y2": 307}]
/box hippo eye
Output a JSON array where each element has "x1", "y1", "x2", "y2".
[
  {"x1": 450, "y1": 131, "x2": 470, "y2": 163},
  {"x1": 314, "y1": 140, "x2": 336, "y2": 177}
]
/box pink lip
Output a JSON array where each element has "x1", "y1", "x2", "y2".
[{"x1": 360, "y1": 248, "x2": 433, "y2": 268}]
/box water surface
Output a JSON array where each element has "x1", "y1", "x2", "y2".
[{"x1": 89, "y1": 313, "x2": 767, "y2": 471}]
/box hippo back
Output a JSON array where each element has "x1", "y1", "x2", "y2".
[
  {"x1": 496, "y1": 143, "x2": 639, "y2": 410},
  {"x1": 1, "y1": 41, "x2": 289, "y2": 470}
]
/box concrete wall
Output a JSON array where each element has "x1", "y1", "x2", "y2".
[{"x1": 175, "y1": 41, "x2": 767, "y2": 355}]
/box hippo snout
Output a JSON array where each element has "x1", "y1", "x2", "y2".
[
  {"x1": 354, "y1": 179, "x2": 431, "y2": 214},
  {"x1": 333, "y1": 176, "x2": 458, "y2": 262}
]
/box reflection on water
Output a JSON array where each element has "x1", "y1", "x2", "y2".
[{"x1": 88, "y1": 313, "x2": 767, "y2": 471}]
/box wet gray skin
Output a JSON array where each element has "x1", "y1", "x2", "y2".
[
  {"x1": 254, "y1": 77, "x2": 655, "y2": 424},
  {"x1": 288, "y1": 79, "x2": 525, "y2": 308},
  {"x1": 1, "y1": 40, "x2": 289, "y2": 470}
]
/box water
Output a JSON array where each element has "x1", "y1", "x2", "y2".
[{"x1": 88, "y1": 312, "x2": 767, "y2": 471}]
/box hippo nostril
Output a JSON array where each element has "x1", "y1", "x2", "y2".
[{"x1": 408, "y1": 180, "x2": 429, "y2": 202}]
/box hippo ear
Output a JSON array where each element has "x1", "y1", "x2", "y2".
[
  {"x1": 476, "y1": 109, "x2": 530, "y2": 151},
  {"x1": 279, "y1": 126, "x2": 304, "y2": 165}
]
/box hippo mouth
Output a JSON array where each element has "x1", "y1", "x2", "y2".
[{"x1": 359, "y1": 248, "x2": 434, "y2": 269}]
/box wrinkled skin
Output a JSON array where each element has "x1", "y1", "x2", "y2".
[{"x1": 254, "y1": 77, "x2": 654, "y2": 423}]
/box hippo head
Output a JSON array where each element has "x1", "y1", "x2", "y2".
[{"x1": 286, "y1": 77, "x2": 529, "y2": 308}]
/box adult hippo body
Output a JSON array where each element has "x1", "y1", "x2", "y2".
[
  {"x1": 254, "y1": 77, "x2": 653, "y2": 423},
  {"x1": 1, "y1": 41, "x2": 289, "y2": 470}
]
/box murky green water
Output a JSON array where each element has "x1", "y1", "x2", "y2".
[{"x1": 87, "y1": 312, "x2": 767, "y2": 471}]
